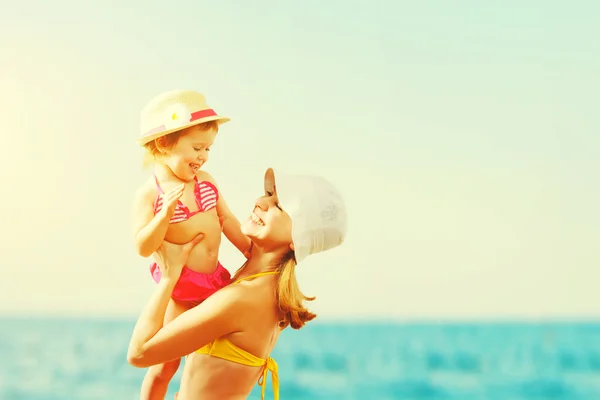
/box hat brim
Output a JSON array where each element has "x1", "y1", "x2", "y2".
[
  {"x1": 137, "y1": 115, "x2": 230, "y2": 146},
  {"x1": 264, "y1": 168, "x2": 276, "y2": 195},
  {"x1": 263, "y1": 167, "x2": 308, "y2": 262},
  {"x1": 264, "y1": 167, "x2": 297, "y2": 211}
]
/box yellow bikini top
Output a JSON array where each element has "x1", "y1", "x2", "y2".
[{"x1": 195, "y1": 271, "x2": 280, "y2": 400}]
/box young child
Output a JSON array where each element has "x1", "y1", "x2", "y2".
[{"x1": 132, "y1": 89, "x2": 251, "y2": 400}]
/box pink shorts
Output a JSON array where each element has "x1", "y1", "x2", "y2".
[{"x1": 150, "y1": 262, "x2": 231, "y2": 306}]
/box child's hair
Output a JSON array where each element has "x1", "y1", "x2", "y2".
[
  {"x1": 142, "y1": 120, "x2": 219, "y2": 166},
  {"x1": 231, "y1": 250, "x2": 317, "y2": 330}
]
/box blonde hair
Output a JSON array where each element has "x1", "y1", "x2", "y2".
[
  {"x1": 232, "y1": 250, "x2": 317, "y2": 330},
  {"x1": 142, "y1": 120, "x2": 219, "y2": 166}
]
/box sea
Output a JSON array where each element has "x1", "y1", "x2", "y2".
[{"x1": 2, "y1": 317, "x2": 600, "y2": 400}]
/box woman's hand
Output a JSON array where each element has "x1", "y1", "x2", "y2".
[{"x1": 153, "y1": 233, "x2": 205, "y2": 281}]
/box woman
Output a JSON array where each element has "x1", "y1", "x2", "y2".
[{"x1": 127, "y1": 167, "x2": 348, "y2": 399}]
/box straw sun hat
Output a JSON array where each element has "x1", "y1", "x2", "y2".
[{"x1": 137, "y1": 89, "x2": 230, "y2": 146}]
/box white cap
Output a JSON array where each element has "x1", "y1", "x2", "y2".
[{"x1": 264, "y1": 168, "x2": 348, "y2": 263}]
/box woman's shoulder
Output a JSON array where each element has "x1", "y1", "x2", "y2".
[
  {"x1": 199, "y1": 281, "x2": 253, "y2": 315},
  {"x1": 200, "y1": 278, "x2": 274, "y2": 319}
]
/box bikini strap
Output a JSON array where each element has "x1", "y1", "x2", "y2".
[
  {"x1": 233, "y1": 271, "x2": 279, "y2": 285},
  {"x1": 153, "y1": 174, "x2": 164, "y2": 194}
]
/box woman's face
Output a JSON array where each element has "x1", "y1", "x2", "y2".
[{"x1": 241, "y1": 189, "x2": 293, "y2": 250}]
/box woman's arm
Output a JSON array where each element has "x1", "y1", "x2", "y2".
[{"x1": 127, "y1": 281, "x2": 245, "y2": 367}]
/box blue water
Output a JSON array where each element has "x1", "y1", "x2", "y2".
[{"x1": 2, "y1": 318, "x2": 600, "y2": 399}]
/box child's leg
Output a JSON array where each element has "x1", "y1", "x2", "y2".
[{"x1": 140, "y1": 298, "x2": 189, "y2": 400}]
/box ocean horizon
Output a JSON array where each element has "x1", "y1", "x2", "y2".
[{"x1": 2, "y1": 316, "x2": 600, "y2": 399}]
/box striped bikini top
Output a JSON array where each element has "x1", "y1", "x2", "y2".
[{"x1": 153, "y1": 175, "x2": 219, "y2": 224}]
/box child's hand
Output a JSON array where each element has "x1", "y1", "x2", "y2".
[
  {"x1": 243, "y1": 242, "x2": 253, "y2": 259},
  {"x1": 159, "y1": 184, "x2": 185, "y2": 218},
  {"x1": 153, "y1": 233, "x2": 205, "y2": 281}
]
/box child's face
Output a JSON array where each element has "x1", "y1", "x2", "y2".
[{"x1": 163, "y1": 125, "x2": 217, "y2": 181}]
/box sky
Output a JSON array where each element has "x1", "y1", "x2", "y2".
[{"x1": 0, "y1": 0, "x2": 598, "y2": 320}]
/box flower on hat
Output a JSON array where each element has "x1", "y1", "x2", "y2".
[{"x1": 164, "y1": 103, "x2": 193, "y2": 131}]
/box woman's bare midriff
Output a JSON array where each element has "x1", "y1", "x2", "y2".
[
  {"x1": 176, "y1": 353, "x2": 263, "y2": 400},
  {"x1": 164, "y1": 210, "x2": 222, "y2": 273}
]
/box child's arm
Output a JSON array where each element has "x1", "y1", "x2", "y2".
[
  {"x1": 199, "y1": 172, "x2": 251, "y2": 256},
  {"x1": 217, "y1": 194, "x2": 252, "y2": 257},
  {"x1": 132, "y1": 183, "x2": 183, "y2": 258}
]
